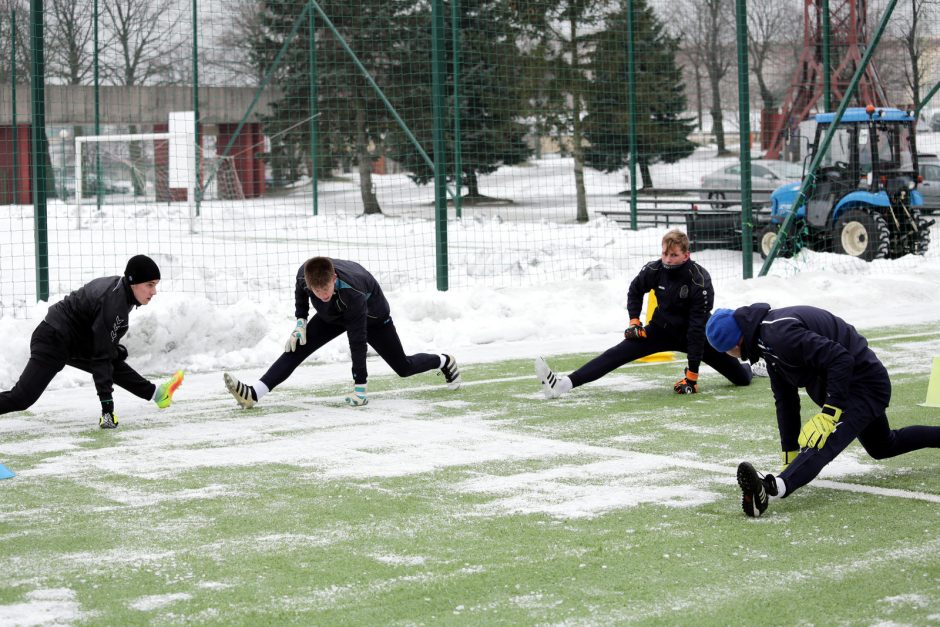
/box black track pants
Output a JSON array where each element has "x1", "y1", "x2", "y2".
[
  {"x1": 259, "y1": 316, "x2": 440, "y2": 390},
  {"x1": 0, "y1": 322, "x2": 155, "y2": 414},
  {"x1": 780, "y1": 372, "x2": 940, "y2": 496},
  {"x1": 567, "y1": 323, "x2": 752, "y2": 388}
]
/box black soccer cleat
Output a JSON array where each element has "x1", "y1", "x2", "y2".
[
  {"x1": 99, "y1": 412, "x2": 119, "y2": 429},
  {"x1": 736, "y1": 461, "x2": 777, "y2": 517},
  {"x1": 440, "y1": 354, "x2": 462, "y2": 390}
]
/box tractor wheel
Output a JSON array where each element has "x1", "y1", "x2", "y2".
[
  {"x1": 833, "y1": 209, "x2": 890, "y2": 261},
  {"x1": 911, "y1": 209, "x2": 932, "y2": 255},
  {"x1": 757, "y1": 225, "x2": 791, "y2": 259}
]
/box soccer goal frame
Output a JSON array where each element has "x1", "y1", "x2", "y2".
[{"x1": 73, "y1": 128, "x2": 198, "y2": 232}]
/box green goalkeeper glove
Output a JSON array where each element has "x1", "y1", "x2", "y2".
[
  {"x1": 798, "y1": 405, "x2": 842, "y2": 449},
  {"x1": 345, "y1": 384, "x2": 368, "y2": 406}
]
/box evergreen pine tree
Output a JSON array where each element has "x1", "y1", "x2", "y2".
[{"x1": 582, "y1": 0, "x2": 695, "y2": 189}]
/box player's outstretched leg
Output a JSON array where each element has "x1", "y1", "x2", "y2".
[
  {"x1": 736, "y1": 461, "x2": 778, "y2": 517},
  {"x1": 224, "y1": 373, "x2": 257, "y2": 409},
  {"x1": 535, "y1": 357, "x2": 572, "y2": 399},
  {"x1": 440, "y1": 354, "x2": 462, "y2": 390}
]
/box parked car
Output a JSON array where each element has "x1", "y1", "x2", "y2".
[
  {"x1": 930, "y1": 111, "x2": 940, "y2": 132},
  {"x1": 701, "y1": 159, "x2": 804, "y2": 205},
  {"x1": 919, "y1": 161, "x2": 940, "y2": 212}
]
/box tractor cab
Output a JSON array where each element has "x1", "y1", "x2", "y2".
[
  {"x1": 807, "y1": 107, "x2": 918, "y2": 226},
  {"x1": 765, "y1": 106, "x2": 932, "y2": 260}
]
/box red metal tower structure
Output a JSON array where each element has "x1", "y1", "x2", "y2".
[{"x1": 763, "y1": 0, "x2": 889, "y2": 159}]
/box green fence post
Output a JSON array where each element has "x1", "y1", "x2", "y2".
[
  {"x1": 760, "y1": 0, "x2": 899, "y2": 276},
  {"x1": 626, "y1": 0, "x2": 638, "y2": 230},
  {"x1": 451, "y1": 0, "x2": 462, "y2": 219},
  {"x1": 11, "y1": 8, "x2": 18, "y2": 205},
  {"x1": 735, "y1": 0, "x2": 753, "y2": 278},
  {"x1": 822, "y1": 0, "x2": 831, "y2": 111},
  {"x1": 94, "y1": 0, "x2": 102, "y2": 209},
  {"x1": 29, "y1": 0, "x2": 47, "y2": 302},
  {"x1": 192, "y1": 0, "x2": 201, "y2": 218},
  {"x1": 915, "y1": 80, "x2": 940, "y2": 119},
  {"x1": 309, "y1": 3, "x2": 318, "y2": 216},
  {"x1": 432, "y1": 0, "x2": 448, "y2": 290}
]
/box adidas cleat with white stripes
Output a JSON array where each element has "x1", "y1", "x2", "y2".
[
  {"x1": 534, "y1": 356, "x2": 564, "y2": 399},
  {"x1": 440, "y1": 354, "x2": 462, "y2": 390},
  {"x1": 737, "y1": 461, "x2": 777, "y2": 518},
  {"x1": 224, "y1": 372, "x2": 257, "y2": 409}
]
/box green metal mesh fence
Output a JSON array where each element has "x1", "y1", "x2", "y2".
[{"x1": 1, "y1": 0, "x2": 939, "y2": 316}]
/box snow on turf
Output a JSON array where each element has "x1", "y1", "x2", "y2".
[{"x1": 1, "y1": 147, "x2": 940, "y2": 625}]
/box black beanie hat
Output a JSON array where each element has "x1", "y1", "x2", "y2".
[{"x1": 125, "y1": 255, "x2": 161, "y2": 285}]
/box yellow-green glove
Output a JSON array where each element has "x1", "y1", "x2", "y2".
[
  {"x1": 798, "y1": 405, "x2": 842, "y2": 449},
  {"x1": 781, "y1": 450, "x2": 799, "y2": 471}
]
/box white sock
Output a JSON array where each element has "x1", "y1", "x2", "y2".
[
  {"x1": 439, "y1": 355, "x2": 446, "y2": 368},
  {"x1": 253, "y1": 381, "x2": 270, "y2": 401},
  {"x1": 557, "y1": 376, "x2": 573, "y2": 395},
  {"x1": 774, "y1": 476, "x2": 787, "y2": 498}
]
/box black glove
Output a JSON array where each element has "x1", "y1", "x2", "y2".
[
  {"x1": 624, "y1": 318, "x2": 647, "y2": 340},
  {"x1": 115, "y1": 344, "x2": 128, "y2": 361},
  {"x1": 673, "y1": 368, "x2": 698, "y2": 394}
]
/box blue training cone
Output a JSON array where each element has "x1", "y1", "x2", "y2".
[{"x1": 0, "y1": 463, "x2": 14, "y2": 480}]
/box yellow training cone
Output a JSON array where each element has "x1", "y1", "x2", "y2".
[
  {"x1": 922, "y1": 357, "x2": 940, "y2": 408},
  {"x1": 638, "y1": 290, "x2": 674, "y2": 363}
]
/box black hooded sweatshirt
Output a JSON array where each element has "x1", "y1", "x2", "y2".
[
  {"x1": 43, "y1": 276, "x2": 139, "y2": 403},
  {"x1": 733, "y1": 303, "x2": 889, "y2": 424},
  {"x1": 627, "y1": 258, "x2": 712, "y2": 374}
]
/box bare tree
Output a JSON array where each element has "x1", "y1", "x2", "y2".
[
  {"x1": 99, "y1": 0, "x2": 187, "y2": 195},
  {"x1": 99, "y1": 0, "x2": 186, "y2": 87},
  {"x1": 534, "y1": 0, "x2": 613, "y2": 222},
  {"x1": 0, "y1": 0, "x2": 31, "y2": 85},
  {"x1": 894, "y1": 0, "x2": 939, "y2": 110},
  {"x1": 207, "y1": 0, "x2": 266, "y2": 87},
  {"x1": 746, "y1": 0, "x2": 801, "y2": 111},
  {"x1": 673, "y1": 0, "x2": 734, "y2": 155},
  {"x1": 45, "y1": 0, "x2": 95, "y2": 85}
]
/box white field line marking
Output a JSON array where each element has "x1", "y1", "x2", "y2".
[
  {"x1": 365, "y1": 362, "x2": 940, "y2": 506},
  {"x1": 210, "y1": 340, "x2": 940, "y2": 504},
  {"x1": 869, "y1": 329, "x2": 940, "y2": 342}
]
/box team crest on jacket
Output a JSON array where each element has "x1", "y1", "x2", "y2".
[{"x1": 680, "y1": 285, "x2": 689, "y2": 298}]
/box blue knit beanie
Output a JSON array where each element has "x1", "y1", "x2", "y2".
[{"x1": 706, "y1": 308, "x2": 742, "y2": 352}]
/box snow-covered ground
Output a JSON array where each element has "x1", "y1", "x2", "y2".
[{"x1": 1, "y1": 146, "x2": 940, "y2": 391}]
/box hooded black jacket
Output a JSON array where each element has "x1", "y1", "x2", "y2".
[
  {"x1": 43, "y1": 276, "x2": 139, "y2": 402},
  {"x1": 627, "y1": 258, "x2": 712, "y2": 373},
  {"x1": 733, "y1": 303, "x2": 888, "y2": 421},
  {"x1": 293, "y1": 259, "x2": 391, "y2": 380}
]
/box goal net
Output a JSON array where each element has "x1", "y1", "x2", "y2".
[{"x1": 74, "y1": 134, "x2": 245, "y2": 207}]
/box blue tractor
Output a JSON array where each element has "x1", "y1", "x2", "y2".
[{"x1": 761, "y1": 107, "x2": 933, "y2": 261}]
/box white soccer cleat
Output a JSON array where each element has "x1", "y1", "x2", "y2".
[
  {"x1": 224, "y1": 373, "x2": 257, "y2": 409},
  {"x1": 534, "y1": 356, "x2": 564, "y2": 399},
  {"x1": 440, "y1": 354, "x2": 462, "y2": 390}
]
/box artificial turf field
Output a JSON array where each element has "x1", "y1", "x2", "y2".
[{"x1": 1, "y1": 324, "x2": 939, "y2": 625}]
